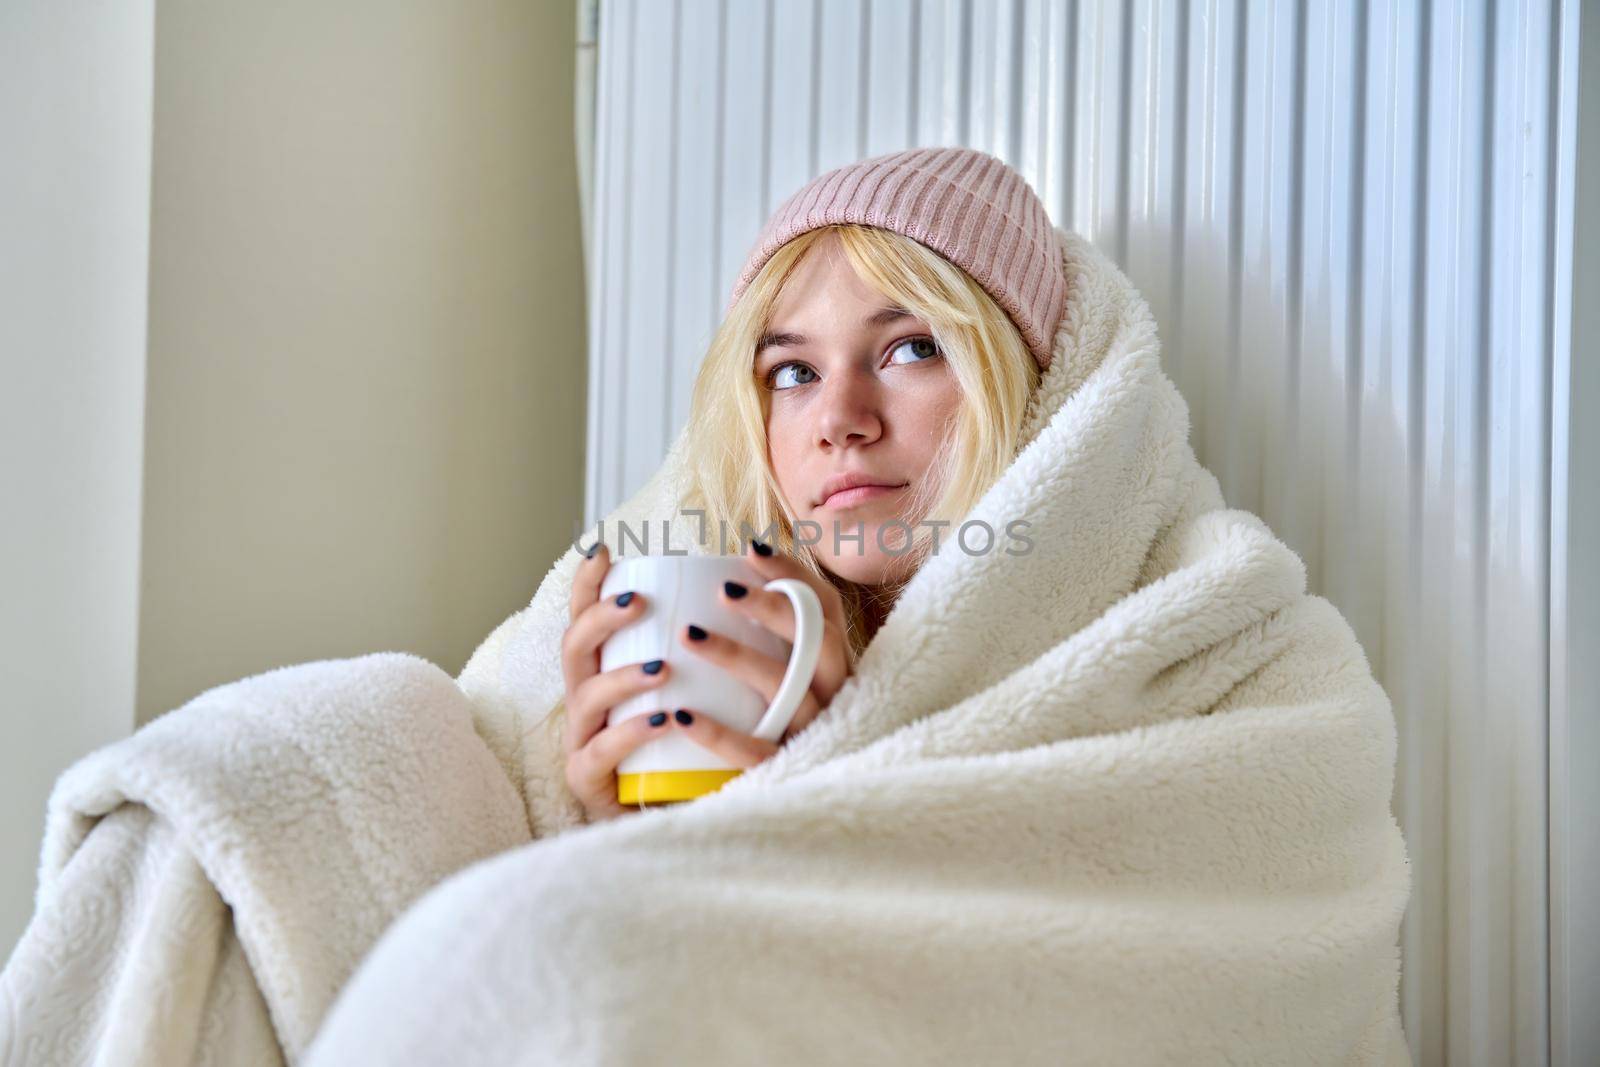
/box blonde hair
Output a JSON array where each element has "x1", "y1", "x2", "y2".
[{"x1": 679, "y1": 223, "x2": 1041, "y2": 660}]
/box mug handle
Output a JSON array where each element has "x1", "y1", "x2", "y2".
[{"x1": 747, "y1": 578, "x2": 824, "y2": 743}]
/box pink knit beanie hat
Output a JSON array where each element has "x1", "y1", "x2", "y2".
[{"x1": 725, "y1": 146, "x2": 1067, "y2": 371}]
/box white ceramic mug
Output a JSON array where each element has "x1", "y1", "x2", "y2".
[{"x1": 598, "y1": 553, "x2": 823, "y2": 806}]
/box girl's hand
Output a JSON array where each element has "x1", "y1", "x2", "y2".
[
  {"x1": 559, "y1": 541, "x2": 677, "y2": 822},
  {"x1": 669, "y1": 538, "x2": 853, "y2": 768}
]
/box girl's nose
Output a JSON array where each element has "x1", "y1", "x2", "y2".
[{"x1": 814, "y1": 372, "x2": 883, "y2": 450}]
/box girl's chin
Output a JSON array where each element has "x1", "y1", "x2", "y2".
[
  {"x1": 819, "y1": 555, "x2": 895, "y2": 586},
  {"x1": 803, "y1": 515, "x2": 915, "y2": 550},
  {"x1": 814, "y1": 543, "x2": 919, "y2": 586}
]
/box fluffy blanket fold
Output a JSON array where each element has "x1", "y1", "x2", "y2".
[
  {"x1": 0, "y1": 654, "x2": 529, "y2": 1066},
  {"x1": 303, "y1": 227, "x2": 1411, "y2": 1064}
]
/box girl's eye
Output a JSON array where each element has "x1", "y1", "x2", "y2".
[
  {"x1": 887, "y1": 336, "x2": 942, "y2": 365},
  {"x1": 766, "y1": 336, "x2": 941, "y2": 391},
  {"x1": 769, "y1": 362, "x2": 819, "y2": 391}
]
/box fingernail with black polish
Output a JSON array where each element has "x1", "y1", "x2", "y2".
[
  {"x1": 687, "y1": 624, "x2": 707, "y2": 641},
  {"x1": 648, "y1": 711, "x2": 668, "y2": 727},
  {"x1": 675, "y1": 709, "x2": 693, "y2": 725},
  {"x1": 615, "y1": 591, "x2": 634, "y2": 607},
  {"x1": 582, "y1": 541, "x2": 601, "y2": 558},
  {"x1": 723, "y1": 581, "x2": 747, "y2": 599},
  {"x1": 751, "y1": 539, "x2": 773, "y2": 557},
  {"x1": 642, "y1": 659, "x2": 664, "y2": 675}
]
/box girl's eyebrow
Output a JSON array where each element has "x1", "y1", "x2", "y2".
[{"x1": 755, "y1": 307, "x2": 914, "y2": 357}]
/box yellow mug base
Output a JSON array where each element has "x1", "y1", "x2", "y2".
[{"x1": 617, "y1": 769, "x2": 743, "y2": 806}]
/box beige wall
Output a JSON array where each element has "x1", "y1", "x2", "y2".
[
  {"x1": 3, "y1": 0, "x2": 587, "y2": 962},
  {"x1": 138, "y1": 0, "x2": 587, "y2": 724},
  {"x1": 0, "y1": 0, "x2": 155, "y2": 963}
]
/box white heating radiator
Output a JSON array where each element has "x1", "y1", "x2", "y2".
[{"x1": 575, "y1": 2, "x2": 1595, "y2": 1063}]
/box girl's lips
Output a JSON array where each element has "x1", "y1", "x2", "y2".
[{"x1": 819, "y1": 483, "x2": 908, "y2": 509}]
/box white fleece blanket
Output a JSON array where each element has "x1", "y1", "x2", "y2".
[
  {"x1": 295, "y1": 227, "x2": 1414, "y2": 1065},
  {"x1": 0, "y1": 653, "x2": 530, "y2": 1066}
]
